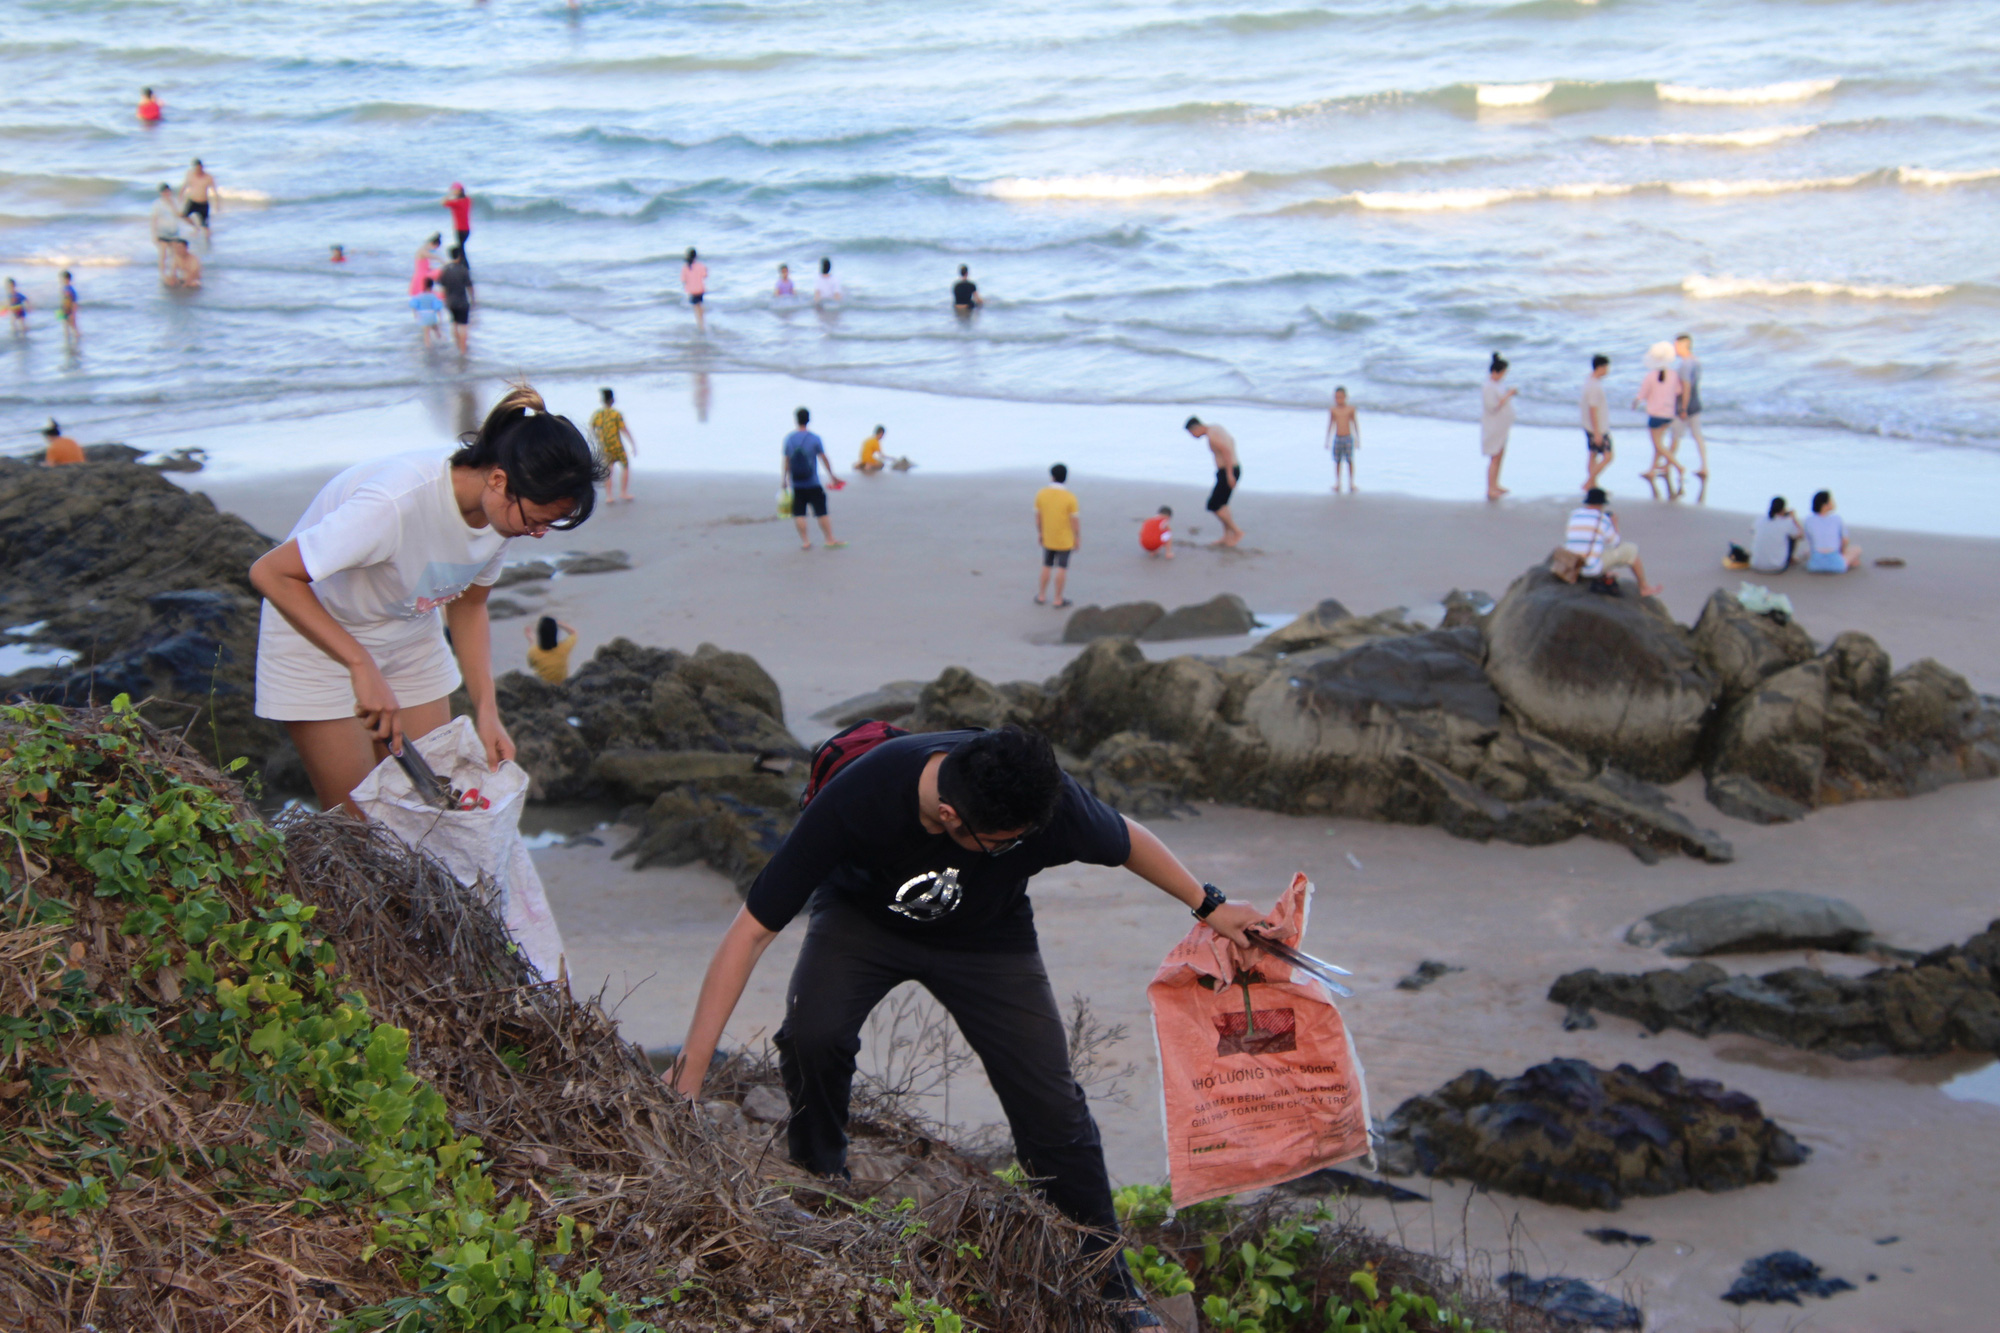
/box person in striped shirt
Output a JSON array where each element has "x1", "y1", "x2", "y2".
[{"x1": 1566, "y1": 488, "x2": 1661, "y2": 597}]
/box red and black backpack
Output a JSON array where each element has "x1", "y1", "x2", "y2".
[{"x1": 799, "y1": 719, "x2": 908, "y2": 810}]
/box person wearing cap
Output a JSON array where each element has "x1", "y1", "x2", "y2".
[
  {"x1": 40, "y1": 421, "x2": 84, "y2": 467},
  {"x1": 1564, "y1": 487, "x2": 1661, "y2": 597},
  {"x1": 441, "y1": 183, "x2": 473, "y2": 258}
]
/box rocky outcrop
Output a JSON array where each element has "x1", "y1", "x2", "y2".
[
  {"x1": 1499, "y1": 1275, "x2": 1642, "y2": 1330},
  {"x1": 1720, "y1": 1252, "x2": 1854, "y2": 1307},
  {"x1": 1374, "y1": 1058, "x2": 1808, "y2": 1210},
  {"x1": 0, "y1": 459, "x2": 287, "y2": 781},
  {"x1": 1062, "y1": 601, "x2": 1165, "y2": 644},
  {"x1": 813, "y1": 681, "x2": 923, "y2": 728},
  {"x1": 1141, "y1": 593, "x2": 1255, "y2": 641},
  {"x1": 1549, "y1": 920, "x2": 2000, "y2": 1057},
  {"x1": 1625, "y1": 892, "x2": 1871, "y2": 956},
  {"x1": 1483, "y1": 565, "x2": 1717, "y2": 781}
]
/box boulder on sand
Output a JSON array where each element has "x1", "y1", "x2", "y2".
[
  {"x1": 1690, "y1": 589, "x2": 1815, "y2": 704},
  {"x1": 1483, "y1": 564, "x2": 1718, "y2": 781},
  {"x1": 1625, "y1": 892, "x2": 1871, "y2": 956},
  {"x1": 1550, "y1": 919, "x2": 2000, "y2": 1058},
  {"x1": 1061, "y1": 601, "x2": 1165, "y2": 644},
  {"x1": 812, "y1": 681, "x2": 924, "y2": 728},
  {"x1": 0, "y1": 458, "x2": 288, "y2": 781},
  {"x1": 1375, "y1": 1057, "x2": 1808, "y2": 1210},
  {"x1": 1141, "y1": 593, "x2": 1256, "y2": 641}
]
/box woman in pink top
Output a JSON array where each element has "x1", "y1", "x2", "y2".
[
  {"x1": 682, "y1": 246, "x2": 708, "y2": 330},
  {"x1": 1632, "y1": 342, "x2": 1684, "y2": 495},
  {"x1": 408, "y1": 232, "x2": 442, "y2": 296}
]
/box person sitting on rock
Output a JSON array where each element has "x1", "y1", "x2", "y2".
[
  {"x1": 1801, "y1": 490, "x2": 1861, "y2": 573},
  {"x1": 1565, "y1": 487, "x2": 1661, "y2": 597},
  {"x1": 669, "y1": 725, "x2": 1273, "y2": 1331},
  {"x1": 524, "y1": 615, "x2": 578, "y2": 684}
]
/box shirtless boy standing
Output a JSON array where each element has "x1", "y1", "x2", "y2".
[
  {"x1": 181, "y1": 160, "x2": 217, "y2": 242},
  {"x1": 1184, "y1": 416, "x2": 1243, "y2": 546},
  {"x1": 1324, "y1": 386, "x2": 1360, "y2": 493}
]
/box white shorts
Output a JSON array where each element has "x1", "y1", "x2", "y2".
[{"x1": 253, "y1": 600, "x2": 462, "y2": 723}]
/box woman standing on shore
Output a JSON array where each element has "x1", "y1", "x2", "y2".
[
  {"x1": 1480, "y1": 353, "x2": 1516, "y2": 500},
  {"x1": 249, "y1": 385, "x2": 602, "y2": 816},
  {"x1": 1634, "y1": 342, "x2": 1685, "y2": 497},
  {"x1": 409, "y1": 232, "x2": 442, "y2": 297}
]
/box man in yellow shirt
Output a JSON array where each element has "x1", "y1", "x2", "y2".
[
  {"x1": 855, "y1": 424, "x2": 887, "y2": 473},
  {"x1": 1034, "y1": 463, "x2": 1080, "y2": 608}
]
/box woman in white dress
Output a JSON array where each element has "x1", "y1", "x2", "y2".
[{"x1": 1481, "y1": 352, "x2": 1517, "y2": 500}]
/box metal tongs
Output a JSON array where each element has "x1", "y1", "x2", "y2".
[
  {"x1": 393, "y1": 742, "x2": 456, "y2": 811},
  {"x1": 1244, "y1": 931, "x2": 1354, "y2": 997}
]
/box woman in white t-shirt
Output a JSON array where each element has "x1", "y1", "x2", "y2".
[
  {"x1": 249, "y1": 384, "x2": 602, "y2": 815},
  {"x1": 1480, "y1": 352, "x2": 1517, "y2": 500},
  {"x1": 1801, "y1": 489, "x2": 1861, "y2": 573},
  {"x1": 813, "y1": 256, "x2": 842, "y2": 305}
]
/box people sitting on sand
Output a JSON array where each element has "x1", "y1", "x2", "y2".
[
  {"x1": 1565, "y1": 487, "x2": 1661, "y2": 597},
  {"x1": 1801, "y1": 490, "x2": 1861, "y2": 572},
  {"x1": 524, "y1": 616, "x2": 580, "y2": 684},
  {"x1": 40, "y1": 420, "x2": 83, "y2": 467},
  {"x1": 1140, "y1": 506, "x2": 1173, "y2": 560},
  {"x1": 855, "y1": 425, "x2": 887, "y2": 472},
  {"x1": 168, "y1": 238, "x2": 202, "y2": 288},
  {"x1": 1750, "y1": 496, "x2": 1803, "y2": 573}
]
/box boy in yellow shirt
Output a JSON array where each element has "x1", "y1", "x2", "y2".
[
  {"x1": 855, "y1": 424, "x2": 887, "y2": 472},
  {"x1": 1033, "y1": 463, "x2": 1080, "y2": 608}
]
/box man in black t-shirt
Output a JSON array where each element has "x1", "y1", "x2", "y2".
[
  {"x1": 952, "y1": 262, "x2": 981, "y2": 311},
  {"x1": 673, "y1": 726, "x2": 1267, "y2": 1328},
  {"x1": 435, "y1": 246, "x2": 473, "y2": 354}
]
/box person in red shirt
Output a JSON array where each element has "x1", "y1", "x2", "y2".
[
  {"x1": 441, "y1": 183, "x2": 473, "y2": 257},
  {"x1": 137, "y1": 88, "x2": 162, "y2": 123},
  {"x1": 1139, "y1": 505, "x2": 1173, "y2": 560}
]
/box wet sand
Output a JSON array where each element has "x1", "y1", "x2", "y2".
[{"x1": 193, "y1": 432, "x2": 2000, "y2": 1332}]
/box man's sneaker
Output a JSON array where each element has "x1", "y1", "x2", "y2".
[{"x1": 1110, "y1": 1303, "x2": 1164, "y2": 1330}]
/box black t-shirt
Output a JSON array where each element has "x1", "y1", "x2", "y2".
[
  {"x1": 745, "y1": 730, "x2": 1131, "y2": 952},
  {"x1": 436, "y1": 261, "x2": 473, "y2": 308},
  {"x1": 952, "y1": 279, "x2": 978, "y2": 306}
]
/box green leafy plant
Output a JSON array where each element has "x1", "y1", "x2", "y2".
[
  {"x1": 1325, "y1": 1264, "x2": 1492, "y2": 1333},
  {"x1": 890, "y1": 1280, "x2": 965, "y2": 1333},
  {"x1": 1125, "y1": 1244, "x2": 1195, "y2": 1299}
]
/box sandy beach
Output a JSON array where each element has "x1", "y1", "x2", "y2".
[{"x1": 188, "y1": 386, "x2": 2000, "y2": 1332}]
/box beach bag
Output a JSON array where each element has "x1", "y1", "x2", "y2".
[
  {"x1": 350, "y1": 715, "x2": 566, "y2": 982},
  {"x1": 801, "y1": 719, "x2": 909, "y2": 810},
  {"x1": 1547, "y1": 548, "x2": 1585, "y2": 583},
  {"x1": 1148, "y1": 872, "x2": 1370, "y2": 1209}
]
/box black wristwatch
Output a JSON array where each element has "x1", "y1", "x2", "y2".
[{"x1": 1191, "y1": 883, "x2": 1227, "y2": 921}]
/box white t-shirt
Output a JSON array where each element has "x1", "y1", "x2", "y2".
[
  {"x1": 150, "y1": 197, "x2": 182, "y2": 240},
  {"x1": 814, "y1": 273, "x2": 842, "y2": 302},
  {"x1": 1579, "y1": 376, "x2": 1607, "y2": 433},
  {"x1": 1749, "y1": 515, "x2": 1797, "y2": 572},
  {"x1": 289, "y1": 452, "x2": 509, "y2": 637},
  {"x1": 1801, "y1": 510, "x2": 1847, "y2": 556}
]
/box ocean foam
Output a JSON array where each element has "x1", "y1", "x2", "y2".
[
  {"x1": 1898, "y1": 166, "x2": 2000, "y2": 187},
  {"x1": 1601, "y1": 125, "x2": 1818, "y2": 148},
  {"x1": 1684, "y1": 274, "x2": 1953, "y2": 301},
  {"x1": 978, "y1": 172, "x2": 1245, "y2": 200},
  {"x1": 1476, "y1": 82, "x2": 1555, "y2": 108},
  {"x1": 1352, "y1": 187, "x2": 1533, "y2": 211},
  {"x1": 1658, "y1": 78, "x2": 1838, "y2": 105},
  {"x1": 215, "y1": 187, "x2": 271, "y2": 204},
  {"x1": 1668, "y1": 172, "x2": 1866, "y2": 197}
]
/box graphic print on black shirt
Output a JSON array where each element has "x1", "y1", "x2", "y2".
[{"x1": 744, "y1": 730, "x2": 1131, "y2": 952}]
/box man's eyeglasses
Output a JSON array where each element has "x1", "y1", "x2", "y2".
[{"x1": 964, "y1": 826, "x2": 1028, "y2": 859}]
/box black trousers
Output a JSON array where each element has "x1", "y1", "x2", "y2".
[{"x1": 773, "y1": 902, "x2": 1135, "y2": 1297}]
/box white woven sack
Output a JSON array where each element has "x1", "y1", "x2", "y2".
[{"x1": 350, "y1": 715, "x2": 566, "y2": 981}]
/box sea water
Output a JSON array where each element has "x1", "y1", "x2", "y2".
[{"x1": 2, "y1": 0, "x2": 1996, "y2": 488}]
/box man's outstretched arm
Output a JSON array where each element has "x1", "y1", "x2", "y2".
[
  {"x1": 1122, "y1": 816, "x2": 1268, "y2": 946},
  {"x1": 672, "y1": 906, "x2": 780, "y2": 1097}
]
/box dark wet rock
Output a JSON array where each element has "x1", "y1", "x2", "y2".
[
  {"x1": 79, "y1": 443, "x2": 146, "y2": 464},
  {"x1": 904, "y1": 665, "x2": 1043, "y2": 733},
  {"x1": 1561, "y1": 1005, "x2": 1598, "y2": 1032},
  {"x1": 1246, "y1": 599, "x2": 1419, "y2": 660},
  {"x1": 146, "y1": 446, "x2": 208, "y2": 473},
  {"x1": 1140, "y1": 593, "x2": 1255, "y2": 641},
  {"x1": 486, "y1": 597, "x2": 530, "y2": 620},
  {"x1": 1720, "y1": 1251, "x2": 1854, "y2": 1306},
  {"x1": 495, "y1": 560, "x2": 557, "y2": 588},
  {"x1": 1439, "y1": 588, "x2": 1495, "y2": 629},
  {"x1": 1500, "y1": 1274, "x2": 1642, "y2": 1330},
  {"x1": 555, "y1": 549, "x2": 631, "y2": 576},
  {"x1": 614, "y1": 786, "x2": 792, "y2": 890},
  {"x1": 1376, "y1": 1057, "x2": 1808, "y2": 1210},
  {"x1": 1690, "y1": 588, "x2": 1815, "y2": 704},
  {"x1": 1582, "y1": 1228, "x2": 1652, "y2": 1248},
  {"x1": 1277, "y1": 1168, "x2": 1427, "y2": 1203},
  {"x1": 1484, "y1": 564, "x2": 1718, "y2": 781},
  {"x1": 1396, "y1": 960, "x2": 1463, "y2": 992},
  {"x1": 1707, "y1": 660, "x2": 1828, "y2": 804},
  {"x1": 1703, "y1": 772, "x2": 1809, "y2": 824},
  {"x1": 1820, "y1": 630, "x2": 1890, "y2": 702},
  {"x1": 1626, "y1": 891, "x2": 1871, "y2": 956},
  {"x1": 0, "y1": 458, "x2": 289, "y2": 781},
  {"x1": 1550, "y1": 919, "x2": 2000, "y2": 1057},
  {"x1": 812, "y1": 681, "x2": 923, "y2": 727},
  {"x1": 494, "y1": 638, "x2": 805, "y2": 804},
  {"x1": 1069, "y1": 731, "x2": 1199, "y2": 818},
  {"x1": 1061, "y1": 601, "x2": 1165, "y2": 644}
]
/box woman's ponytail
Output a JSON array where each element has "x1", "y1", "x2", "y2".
[{"x1": 451, "y1": 381, "x2": 604, "y2": 529}]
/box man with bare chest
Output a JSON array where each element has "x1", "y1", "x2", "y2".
[
  {"x1": 1324, "y1": 386, "x2": 1361, "y2": 493},
  {"x1": 180, "y1": 159, "x2": 218, "y2": 240},
  {"x1": 1184, "y1": 416, "x2": 1243, "y2": 546}
]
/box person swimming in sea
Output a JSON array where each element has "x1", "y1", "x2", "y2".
[
  {"x1": 137, "y1": 88, "x2": 162, "y2": 123},
  {"x1": 774, "y1": 263, "x2": 795, "y2": 298}
]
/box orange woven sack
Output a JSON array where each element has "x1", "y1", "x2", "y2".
[{"x1": 1148, "y1": 872, "x2": 1371, "y2": 1209}]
